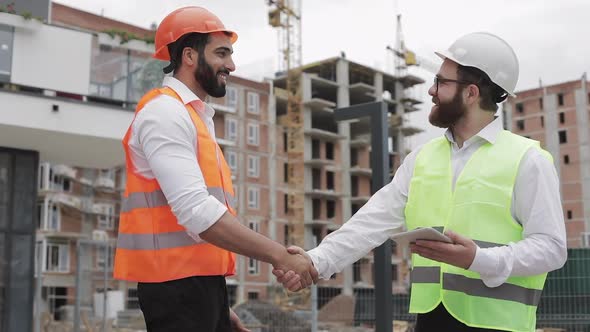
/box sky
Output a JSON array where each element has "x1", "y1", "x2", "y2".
[{"x1": 54, "y1": 0, "x2": 590, "y2": 148}]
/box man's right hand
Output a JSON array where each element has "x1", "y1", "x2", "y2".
[{"x1": 272, "y1": 246, "x2": 316, "y2": 292}]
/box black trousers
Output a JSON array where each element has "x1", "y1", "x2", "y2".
[
  {"x1": 415, "y1": 304, "x2": 504, "y2": 332},
  {"x1": 138, "y1": 275, "x2": 231, "y2": 332}
]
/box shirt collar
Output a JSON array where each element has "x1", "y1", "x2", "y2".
[
  {"x1": 162, "y1": 76, "x2": 215, "y2": 117},
  {"x1": 444, "y1": 116, "x2": 503, "y2": 145}
]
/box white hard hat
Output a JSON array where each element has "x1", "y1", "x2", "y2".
[{"x1": 435, "y1": 32, "x2": 519, "y2": 97}]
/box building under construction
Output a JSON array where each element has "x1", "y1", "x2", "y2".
[
  {"x1": 0, "y1": 1, "x2": 425, "y2": 330},
  {"x1": 504, "y1": 76, "x2": 590, "y2": 248}
]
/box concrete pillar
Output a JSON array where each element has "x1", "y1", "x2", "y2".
[
  {"x1": 336, "y1": 59, "x2": 353, "y2": 296},
  {"x1": 574, "y1": 75, "x2": 590, "y2": 232},
  {"x1": 543, "y1": 94, "x2": 561, "y2": 178},
  {"x1": 395, "y1": 81, "x2": 406, "y2": 161},
  {"x1": 237, "y1": 87, "x2": 247, "y2": 304}
]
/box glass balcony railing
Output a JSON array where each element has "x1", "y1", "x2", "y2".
[{"x1": 89, "y1": 38, "x2": 165, "y2": 107}]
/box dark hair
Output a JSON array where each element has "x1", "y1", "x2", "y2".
[
  {"x1": 456, "y1": 65, "x2": 507, "y2": 112},
  {"x1": 163, "y1": 32, "x2": 209, "y2": 74},
  {"x1": 163, "y1": 31, "x2": 233, "y2": 74}
]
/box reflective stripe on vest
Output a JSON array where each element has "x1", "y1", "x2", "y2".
[
  {"x1": 121, "y1": 188, "x2": 237, "y2": 213},
  {"x1": 405, "y1": 131, "x2": 551, "y2": 332},
  {"x1": 411, "y1": 266, "x2": 543, "y2": 306},
  {"x1": 114, "y1": 86, "x2": 236, "y2": 283}
]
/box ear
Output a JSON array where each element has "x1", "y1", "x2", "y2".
[
  {"x1": 465, "y1": 84, "x2": 480, "y2": 105},
  {"x1": 182, "y1": 47, "x2": 197, "y2": 67}
]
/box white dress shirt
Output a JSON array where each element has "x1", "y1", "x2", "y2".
[
  {"x1": 308, "y1": 118, "x2": 567, "y2": 287},
  {"x1": 128, "y1": 77, "x2": 228, "y2": 240}
]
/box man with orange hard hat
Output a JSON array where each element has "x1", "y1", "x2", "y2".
[{"x1": 113, "y1": 7, "x2": 317, "y2": 331}]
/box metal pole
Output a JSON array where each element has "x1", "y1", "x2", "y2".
[
  {"x1": 334, "y1": 102, "x2": 393, "y2": 332},
  {"x1": 103, "y1": 243, "x2": 108, "y2": 332},
  {"x1": 311, "y1": 237, "x2": 318, "y2": 332},
  {"x1": 74, "y1": 241, "x2": 81, "y2": 332},
  {"x1": 370, "y1": 103, "x2": 393, "y2": 332},
  {"x1": 34, "y1": 244, "x2": 42, "y2": 332}
]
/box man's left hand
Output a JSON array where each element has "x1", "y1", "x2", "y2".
[
  {"x1": 409, "y1": 230, "x2": 477, "y2": 269},
  {"x1": 229, "y1": 308, "x2": 251, "y2": 332}
]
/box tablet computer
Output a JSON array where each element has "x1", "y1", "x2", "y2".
[{"x1": 390, "y1": 227, "x2": 452, "y2": 245}]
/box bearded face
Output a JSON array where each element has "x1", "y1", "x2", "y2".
[
  {"x1": 429, "y1": 88, "x2": 468, "y2": 128},
  {"x1": 194, "y1": 50, "x2": 230, "y2": 98}
]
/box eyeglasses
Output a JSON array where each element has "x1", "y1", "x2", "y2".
[{"x1": 433, "y1": 76, "x2": 476, "y2": 94}]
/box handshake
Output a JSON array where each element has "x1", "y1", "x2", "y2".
[{"x1": 271, "y1": 246, "x2": 319, "y2": 292}]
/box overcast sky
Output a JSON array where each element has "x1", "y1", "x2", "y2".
[{"x1": 54, "y1": 0, "x2": 590, "y2": 147}]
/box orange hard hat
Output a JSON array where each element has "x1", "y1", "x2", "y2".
[{"x1": 153, "y1": 6, "x2": 238, "y2": 61}]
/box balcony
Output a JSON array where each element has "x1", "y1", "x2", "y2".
[
  {"x1": 304, "y1": 128, "x2": 343, "y2": 141},
  {"x1": 304, "y1": 98, "x2": 336, "y2": 114},
  {"x1": 0, "y1": 18, "x2": 161, "y2": 168},
  {"x1": 210, "y1": 102, "x2": 237, "y2": 114},
  {"x1": 350, "y1": 166, "x2": 372, "y2": 177},
  {"x1": 305, "y1": 189, "x2": 341, "y2": 199}
]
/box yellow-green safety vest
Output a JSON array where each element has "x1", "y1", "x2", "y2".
[{"x1": 405, "y1": 130, "x2": 552, "y2": 332}]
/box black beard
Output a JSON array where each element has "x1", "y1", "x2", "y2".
[
  {"x1": 428, "y1": 89, "x2": 467, "y2": 128},
  {"x1": 195, "y1": 53, "x2": 228, "y2": 98}
]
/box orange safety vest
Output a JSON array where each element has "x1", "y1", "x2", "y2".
[{"x1": 113, "y1": 87, "x2": 237, "y2": 282}]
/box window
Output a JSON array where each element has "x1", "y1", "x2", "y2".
[
  {"x1": 351, "y1": 176, "x2": 359, "y2": 197},
  {"x1": 567, "y1": 210, "x2": 573, "y2": 220},
  {"x1": 326, "y1": 171, "x2": 335, "y2": 190},
  {"x1": 515, "y1": 103, "x2": 524, "y2": 113},
  {"x1": 247, "y1": 155, "x2": 260, "y2": 178},
  {"x1": 558, "y1": 93, "x2": 564, "y2": 106},
  {"x1": 325, "y1": 142, "x2": 334, "y2": 160},
  {"x1": 284, "y1": 224, "x2": 289, "y2": 245},
  {"x1": 247, "y1": 188, "x2": 259, "y2": 209},
  {"x1": 283, "y1": 162, "x2": 289, "y2": 183},
  {"x1": 226, "y1": 151, "x2": 237, "y2": 173},
  {"x1": 225, "y1": 118, "x2": 238, "y2": 141},
  {"x1": 312, "y1": 139, "x2": 320, "y2": 158},
  {"x1": 326, "y1": 200, "x2": 336, "y2": 218},
  {"x1": 564, "y1": 155, "x2": 570, "y2": 165},
  {"x1": 312, "y1": 199, "x2": 321, "y2": 219},
  {"x1": 38, "y1": 162, "x2": 51, "y2": 191},
  {"x1": 559, "y1": 130, "x2": 567, "y2": 144},
  {"x1": 247, "y1": 92, "x2": 260, "y2": 114},
  {"x1": 226, "y1": 86, "x2": 238, "y2": 108},
  {"x1": 516, "y1": 119, "x2": 525, "y2": 131},
  {"x1": 248, "y1": 221, "x2": 260, "y2": 274},
  {"x1": 247, "y1": 292, "x2": 259, "y2": 300},
  {"x1": 283, "y1": 131, "x2": 288, "y2": 152},
  {"x1": 96, "y1": 245, "x2": 113, "y2": 269},
  {"x1": 247, "y1": 123, "x2": 259, "y2": 146},
  {"x1": 312, "y1": 226, "x2": 322, "y2": 247},
  {"x1": 540, "y1": 116, "x2": 544, "y2": 128},
  {"x1": 127, "y1": 289, "x2": 140, "y2": 310},
  {"x1": 351, "y1": 203, "x2": 361, "y2": 215},
  {"x1": 353, "y1": 261, "x2": 362, "y2": 283},
  {"x1": 38, "y1": 198, "x2": 60, "y2": 231},
  {"x1": 284, "y1": 193, "x2": 289, "y2": 214},
  {"x1": 96, "y1": 203, "x2": 115, "y2": 230},
  {"x1": 350, "y1": 148, "x2": 358, "y2": 166},
  {"x1": 44, "y1": 241, "x2": 69, "y2": 273},
  {"x1": 0, "y1": 24, "x2": 14, "y2": 81},
  {"x1": 539, "y1": 98, "x2": 543, "y2": 110},
  {"x1": 312, "y1": 168, "x2": 321, "y2": 189},
  {"x1": 100, "y1": 169, "x2": 114, "y2": 180},
  {"x1": 559, "y1": 112, "x2": 565, "y2": 124}
]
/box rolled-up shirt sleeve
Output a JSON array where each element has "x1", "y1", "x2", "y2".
[{"x1": 133, "y1": 96, "x2": 227, "y2": 236}]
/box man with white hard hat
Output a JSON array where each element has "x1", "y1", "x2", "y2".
[{"x1": 274, "y1": 32, "x2": 567, "y2": 331}]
